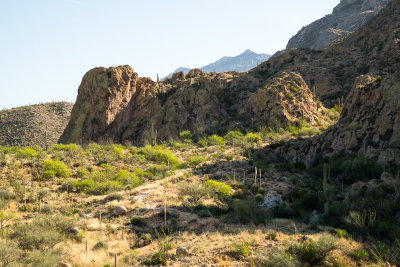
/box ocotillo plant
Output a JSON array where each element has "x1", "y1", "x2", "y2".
[
  {"x1": 150, "y1": 123, "x2": 158, "y2": 146},
  {"x1": 323, "y1": 163, "x2": 329, "y2": 215}
]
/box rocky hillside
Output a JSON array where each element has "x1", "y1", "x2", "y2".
[
  {"x1": 259, "y1": 0, "x2": 400, "y2": 165},
  {"x1": 61, "y1": 0, "x2": 400, "y2": 167},
  {"x1": 286, "y1": 0, "x2": 388, "y2": 50},
  {"x1": 164, "y1": 49, "x2": 270, "y2": 78},
  {"x1": 59, "y1": 66, "x2": 333, "y2": 145},
  {"x1": 0, "y1": 102, "x2": 73, "y2": 147}
]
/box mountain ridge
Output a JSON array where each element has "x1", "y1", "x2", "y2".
[{"x1": 164, "y1": 49, "x2": 270, "y2": 79}]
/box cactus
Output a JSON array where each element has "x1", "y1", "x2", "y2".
[
  {"x1": 323, "y1": 163, "x2": 329, "y2": 215},
  {"x1": 150, "y1": 122, "x2": 158, "y2": 146}
]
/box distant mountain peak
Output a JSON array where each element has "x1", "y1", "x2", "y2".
[{"x1": 164, "y1": 50, "x2": 270, "y2": 79}]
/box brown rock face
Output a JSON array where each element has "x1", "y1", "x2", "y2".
[
  {"x1": 59, "y1": 65, "x2": 140, "y2": 143},
  {"x1": 60, "y1": 68, "x2": 328, "y2": 145},
  {"x1": 286, "y1": 0, "x2": 388, "y2": 50}
]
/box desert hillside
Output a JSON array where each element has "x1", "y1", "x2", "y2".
[{"x1": 0, "y1": 102, "x2": 73, "y2": 148}]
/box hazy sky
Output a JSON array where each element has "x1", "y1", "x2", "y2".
[{"x1": 0, "y1": 0, "x2": 339, "y2": 109}]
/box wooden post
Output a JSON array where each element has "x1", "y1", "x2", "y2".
[
  {"x1": 243, "y1": 172, "x2": 245, "y2": 184},
  {"x1": 259, "y1": 169, "x2": 262, "y2": 187},
  {"x1": 164, "y1": 185, "x2": 167, "y2": 226},
  {"x1": 99, "y1": 211, "x2": 102, "y2": 234},
  {"x1": 24, "y1": 179, "x2": 26, "y2": 205},
  {"x1": 233, "y1": 171, "x2": 236, "y2": 183},
  {"x1": 85, "y1": 240, "x2": 88, "y2": 267},
  {"x1": 254, "y1": 167, "x2": 257, "y2": 185},
  {"x1": 115, "y1": 254, "x2": 117, "y2": 267}
]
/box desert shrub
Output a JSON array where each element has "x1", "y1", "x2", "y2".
[
  {"x1": 266, "y1": 231, "x2": 278, "y2": 241},
  {"x1": 26, "y1": 248, "x2": 64, "y2": 267},
  {"x1": 229, "y1": 241, "x2": 252, "y2": 258},
  {"x1": 104, "y1": 192, "x2": 123, "y2": 202},
  {"x1": 40, "y1": 205, "x2": 54, "y2": 214},
  {"x1": 179, "y1": 130, "x2": 193, "y2": 140},
  {"x1": 16, "y1": 146, "x2": 40, "y2": 158},
  {"x1": 352, "y1": 248, "x2": 369, "y2": 261},
  {"x1": 249, "y1": 248, "x2": 300, "y2": 267},
  {"x1": 183, "y1": 155, "x2": 206, "y2": 168},
  {"x1": 346, "y1": 209, "x2": 376, "y2": 236},
  {"x1": 42, "y1": 159, "x2": 71, "y2": 178},
  {"x1": 288, "y1": 234, "x2": 338, "y2": 265},
  {"x1": 204, "y1": 180, "x2": 232, "y2": 198},
  {"x1": 0, "y1": 188, "x2": 16, "y2": 200},
  {"x1": 134, "y1": 168, "x2": 153, "y2": 179},
  {"x1": 138, "y1": 145, "x2": 180, "y2": 169},
  {"x1": 51, "y1": 143, "x2": 80, "y2": 152},
  {"x1": 0, "y1": 241, "x2": 22, "y2": 266},
  {"x1": 178, "y1": 182, "x2": 212, "y2": 205},
  {"x1": 93, "y1": 241, "x2": 108, "y2": 250},
  {"x1": 131, "y1": 216, "x2": 147, "y2": 227},
  {"x1": 146, "y1": 164, "x2": 171, "y2": 179},
  {"x1": 11, "y1": 215, "x2": 76, "y2": 250},
  {"x1": 245, "y1": 133, "x2": 262, "y2": 143},
  {"x1": 150, "y1": 227, "x2": 173, "y2": 265},
  {"x1": 335, "y1": 228, "x2": 348, "y2": 238},
  {"x1": 114, "y1": 170, "x2": 142, "y2": 187},
  {"x1": 198, "y1": 135, "x2": 225, "y2": 147},
  {"x1": 232, "y1": 199, "x2": 271, "y2": 225},
  {"x1": 224, "y1": 131, "x2": 244, "y2": 144}
]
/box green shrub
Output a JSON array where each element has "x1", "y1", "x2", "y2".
[
  {"x1": 93, "y1": 241, "x2": 108, "y2": 250},
  {"x1": 183, "y1": 155, "x2": 206, "y2": 168},
  {"x1": 232, "y1": 199, "x2": 270, "y2": 225},
  {"x1": 104, "y1": 192, "x2": 123, "y2": 202},
  {"x1": 134, "y1": 168, "x2": 152, "y2": 179},
  {"x1": 16, "y1": 146, "x2": 40, "y2": 158},
  {"x1": 198, "y1": 135, "x2": 225, "y2": 147},
  {"x1": 0, "y1": 241, "x2": 22, "y2": 267},
  {"x1": 266, "y1": 231, "x2": 278, "y2": 241},
  {"x1": 224, "y1": 131, "x2": 244, "y2": 143},
  {"x1": 131, "y1": 216, "x2": 147, "y2": 227},
  {"x1": 288, "y1": 234, "x2": 338, "y2": 265},
  {"x1": 178, "y1": 182, "x2": 212, "y2": 205},
  {"x1": 0, "y1": 188, "x2": 16, "y2": 200},
  {"x1": 229, "y1": 241, "x2": 252, "y2": 258},
  {"x1": 42, "y1": 159, "x2": 71, "y2": 178},
  {"x1": 26, "y1": 248, "x2": 64, "y2": 267},
  {"x1": 249, "y1": 248, "x2": 300, "y2": 267},
  {"x1": 245, "y1": 133, "x2": 262, "y2": 143},
  {"x1": 179, "y1": 130, "x2": 193, "y2": 140},
  {"x1": 204, "y1": 180, "x2": 232, "y2": 198},
  {"x1": 352, "y1": 249, "x2": 369, "y2": 261},
  {"x1": 51, "y1": 143, "x2": 80, "y2": 152},
  {"x1": 114, "y1": 170, "x2": 142, "y2": 187},
  {"x1": 11, "y1": 215, "x2": 75, "y2": 250},
  {"x1": 139, "y1": 145, "x2": 180, "y2": 169},
  {"x1": 335, "y1": 228, "x2": 348, "y2": 238}
]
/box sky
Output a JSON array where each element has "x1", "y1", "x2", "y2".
[{"x1": 0, "y1": 0, "x2": 339, "y2": 109}]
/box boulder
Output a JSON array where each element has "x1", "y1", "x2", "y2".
[
  {"x1": 176, "y1": 247, "x2": 189, "y2": 256},
  {"x1": 115, "y1": 206, "x2": 128, "y2": 216},
  {"x1": 263, "y1": 192, "x2": 283, "y2": 208}
]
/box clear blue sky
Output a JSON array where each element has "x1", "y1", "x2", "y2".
[{"x1": 0, "y1": 0, "x2": 339, "y2": 109}]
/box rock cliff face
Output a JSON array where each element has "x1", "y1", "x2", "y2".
[
  {"x1": 61, "y1": 0, "x2": 400, "y2": 166},
  {"x1": 286, "y1": 0, "x2": 388, "y2": 50},
  {"x1": 262, "y1": 0, "x2": 400, "y2": 165},
  {"x1": 60, "y1": 67, "x2": 328, "y2": 145}
]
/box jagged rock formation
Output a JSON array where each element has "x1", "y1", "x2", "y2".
[
  {"x1": 0, "y1": 102, "x2": 73, "y2": 147},
  {"x1": 60, "y1": 67, "x2": 328, "y2": 145},
  {"x1": 262, "y1": 0, "x2": 400, "y2": 165},
  {"x1": 286, "y1": 0, "x2": 388, "y2": 50},
  {"x1": 164, "y1": 49, "x2": 270, "y2": 79}
]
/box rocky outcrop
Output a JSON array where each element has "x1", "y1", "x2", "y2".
[
  {"x1": 60, "y1": 68, "x2": 328, "y2": 145},
  {"x1": 59, "y1": 66, "x2": 143, "y2": 144},
  {"x1": 262, "y1": 0, "x2": 400, "y2": 165},
  {"x1": 286, "y1": 0, "x2": 388, "y2": 50}
]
